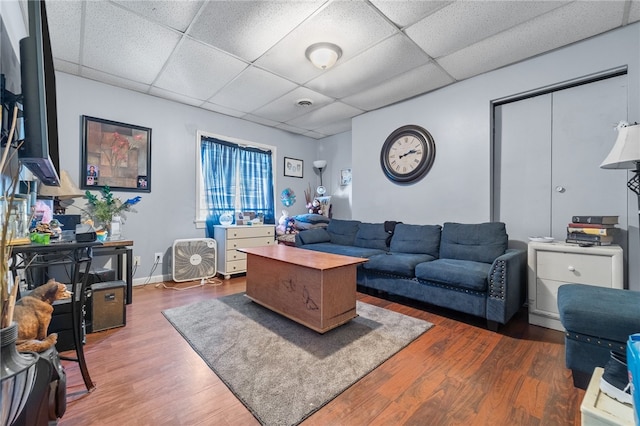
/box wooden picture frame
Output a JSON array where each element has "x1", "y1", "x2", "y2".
[
  {"x1": 81, "y1": 115, "x2": 151, "y2": 192},
  {"x1": 284, "y1": 157, "x2": 303, "y2": 178}
]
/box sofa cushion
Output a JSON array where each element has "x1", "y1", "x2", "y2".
[
  {"x1": 364, "y1": 252, "x2": 435, "y2": 277},
  {"x1": 390, "y1": 224, "x2": 441, "y2": 256},
  {"x1": 297, "y1": 228, "x2": 330, "y2": 245},
  {"x1": 294, "y1": 214, "x2": 330, "y2": 224},
  {"x1": 301, "y1": 243, "x2": 383, "y2": 259},
  {"x1": 415, "y1": 258, "x2": 491, "y2": 291},
  {"x1": 327, "y1": 219, "x2": 361, "y2": 246},
  {"x1": 439, "y1": 222, "x2": 507, "y2": 264},
  {"x1": 354, "y1": 223, "x2": 388, "y2": 251}
]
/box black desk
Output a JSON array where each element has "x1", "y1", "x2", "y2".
[
  {"x1": 93, "y1": 239, "x2": 133, "y2": 304},
  {"x1": 10, "y1": 240, "x2": 98, "y2": 392}
]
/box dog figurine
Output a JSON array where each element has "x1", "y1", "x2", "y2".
[{"x1": 14, "y1": 279, "x2": 72, "y2": 353}]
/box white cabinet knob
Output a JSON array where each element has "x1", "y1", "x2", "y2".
[
  {"x1": 568, "y1": 266, "x2": 575, "y2": 272},
  {"x1": 556, "y1": 186, "x2": 565, "y2": 193}
]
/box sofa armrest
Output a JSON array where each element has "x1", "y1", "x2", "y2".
[{"x1": 486, "y1": 248, "x2": 526, "y2": 325}]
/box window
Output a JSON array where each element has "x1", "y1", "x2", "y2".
[{"x1": 196, "y1": 131, "x2": 276, "y2": 230}]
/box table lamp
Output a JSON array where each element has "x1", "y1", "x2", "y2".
[{"x1": 38, "y1": 169, "x2": 84, "y2": 213}]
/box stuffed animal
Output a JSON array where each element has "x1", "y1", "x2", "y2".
[
  {"x1": 308, "y1": 199, "x2": 323, "y2": 215},
  {"x1": 285, "y1": 218, "x2": 296, "y2": 234}
]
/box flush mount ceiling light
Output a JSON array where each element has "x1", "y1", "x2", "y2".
[{"x1": 305, "y1": 42, "x2": 342, "y2": 70}]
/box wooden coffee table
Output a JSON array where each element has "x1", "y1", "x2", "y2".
[{"x1": 239, "y1": 245, "x2": 368, "y2": 333}]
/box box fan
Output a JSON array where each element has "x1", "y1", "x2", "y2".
[{"x1": 172, "y1": 238, "x2": 217, "y2": 282}]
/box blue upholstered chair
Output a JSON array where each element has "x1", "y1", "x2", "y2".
[{"x1": 557, "y1": 284, "x2": 640, "y2": 388}]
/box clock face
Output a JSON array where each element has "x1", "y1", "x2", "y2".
[{"x1": 380, "y1": 125, "x2": 435, "y2": 183}]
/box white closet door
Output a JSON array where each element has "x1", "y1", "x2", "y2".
[
  {"x1": 494, "y1": 94, "x2": 552, "y2": 245},
  {"x1": 495, "y1": 74, "x2": 628, "y2": 248},
  {"x1": 550, "y1": 76, "x2": 628, "y2": 239}
]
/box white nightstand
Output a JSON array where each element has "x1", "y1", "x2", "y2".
[
  {"x1": 581, "y1": 367, "x2": 634, "y2": 426},
  {"x1": 527, "y1": 242, "x2": 623, "y2": 331}
]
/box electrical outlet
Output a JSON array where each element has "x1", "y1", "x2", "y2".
[
  {"x1": 133, "y1": 256, "x2": 141, "y2": 266},
  {"x1": 154, "y1": 252, "x2": 163, "y2": 264}
]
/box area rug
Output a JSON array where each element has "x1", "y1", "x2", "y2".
[{"x1": 162, "y1": 292, "x2": 432, "y2": 426}]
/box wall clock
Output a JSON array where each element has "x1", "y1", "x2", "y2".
[{"x1": 380, "y1": 125, "x2": 436, "y2": 183}]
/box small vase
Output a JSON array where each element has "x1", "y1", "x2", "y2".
[{"x1": 1, "y1": 322, "x2": 38, "y2": 426}]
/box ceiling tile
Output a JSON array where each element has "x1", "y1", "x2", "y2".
[
  {"x1": 82, "y1": 67, "x2": 152, "y2": 94},
  {"x1": 438, "y1": 1, "x2": 629, "y2": 81},
  {"x1": 254, "y1": 0, "x2": 398, "y2": 84},
  {"x1": 45, "y1": 0, "x2": 82, "y2": 64},
  {"x1": 54, "y1": 59, "x2": 80, "y2": 76},
  {"x1": 286, "y1": 102, "x2": 363, "y2": 130},
  {"x1": 369, "y1": 0, "x2": 451, "y2": 28},
  {"x1": 630, "y1": 1, "x2": 640, "y2": 22},
  {"x1": 342, "y1": 63, "x2": 454, "y2": 111},
  {"x1": 311, "y1": 118, "x2": 352, "y2": 137},
  {"x1": 113, "y1": 0, "x2": 205, "y2": 33},
  {"x1": 307, "y1": 33, "x2": 430, "y2": 99},
  {"x1": 242, "y1": 114, "x2": 281, "y2": 128},
  {"x1": 188, "y1": 1, "x2": 324, "y2": 62},
  {"x1": 251, "y1": 87, "x2": 334, "y2": 123},
  {"x1": 82, "y1": 1, "x2": 181, "y2": 84},
  {"x1": 406, "y1": 1, "x2": 569, "y2": 58},
  {"x1": 207, "y1": 66, "x2": 298, "y2": 113},
  {"x1": 199, "y1": 101, "x2": 246, "y2": 118},
  {"x1": 154, "y1": 37, "x2": 248, "y2": 100}
]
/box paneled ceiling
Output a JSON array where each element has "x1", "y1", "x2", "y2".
[{"x1": 44, "y1": 0, "x2": 640, "y2": 139}]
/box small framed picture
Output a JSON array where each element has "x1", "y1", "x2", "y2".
[
  {"x1": 284, "y1": 157, "x2": 303, "y2": 178},
  {"x1": 341, "y1": 168, "x2": 352, "y2": 186}
]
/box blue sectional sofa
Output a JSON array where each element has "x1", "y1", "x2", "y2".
[{"x1": 295, "y1": 219, "x2": 526, "y2": 330}]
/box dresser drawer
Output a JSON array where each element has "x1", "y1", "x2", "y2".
[
  {"x1": 227, "y1": 237, "x2": 274, "y2": 250},
  {"x1": 225, "y1": 259, "x2": 246, "y2": 274},
  {"x1": 536, "y1": 251, "x2": 612, "y2": 286},
  {"x1": 225, "y1": 250, "x2": 246, "y2": 262},
  {"x1": 226, "y1": 226, "x2": 274, "y2": 239}
]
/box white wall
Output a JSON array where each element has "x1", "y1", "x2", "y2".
[
  {"x1": 55, "y1": 74, "x2": 317, "y2": 282},
  {"x1": 351, "y1": 23, "x2": 640, "y2": 289},
  {"x1": 317, "y1": 131, "x2": 352, "y2": 219}
]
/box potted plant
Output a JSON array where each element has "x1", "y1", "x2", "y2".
[{"x1": 82, "y1": 186, "x2": 141, "y2": 239}]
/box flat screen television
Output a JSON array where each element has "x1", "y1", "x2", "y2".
[{"x1": 19, "y1": 0, "x2": 60, "y2": 187}]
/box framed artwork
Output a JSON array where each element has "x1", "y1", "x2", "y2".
[
  {"x1": 341, "y1": 168, "x2": 352, "y2": 185},
  {"x1": 81, "y1": 115, "x2": 151, "y2": 192},
  {"x1": 284, "y1": 157, "x2": 303, "y2": 178}
]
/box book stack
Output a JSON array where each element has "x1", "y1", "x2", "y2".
[{"x1": 566, "y1": 216, "x2": 619, "y2": 246}]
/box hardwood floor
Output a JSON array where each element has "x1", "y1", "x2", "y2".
[{"x1": 58, "y1": 278, "x2": 584, "y2": 425}]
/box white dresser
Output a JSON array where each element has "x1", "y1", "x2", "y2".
[
  {"x1": 527, "y1": 242, "x2": 624, "y2": 331},
  {"x1": 213, "y1": 225, "x2": 275, "y2": 279}
]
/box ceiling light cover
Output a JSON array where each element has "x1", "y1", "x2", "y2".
[
  {"x1": 313, "y1": 160, "x2": 327, "y2": 169},
  {"x1": 305, "y1": 43, "x2": 342, "y2": 70}
]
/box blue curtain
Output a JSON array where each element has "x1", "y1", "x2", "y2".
[
  {"x1": 201, "y1": 137, "x2": 237, "y2": 236},
  {"x1": 239, "y1": 147, "x2": 275, "y2": 224},
  {"x1": 201, "y1": 137, "x2": 276, "y2": 234}
]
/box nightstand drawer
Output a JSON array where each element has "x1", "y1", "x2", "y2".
[{"x1": 536, "y1": 251, "x2": 612, "y2": 286}]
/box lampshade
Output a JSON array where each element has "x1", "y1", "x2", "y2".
[
  {"x1": 313, "y1": 160, "x2": 327, "y2": 169},
  {"x1": 38, "y1": 170, "x2": 84, "y2": 199},
  {"x1": 601, "y1": 123, "x2": 640, "y2": 169},
  {"x1": 305, "y1": 43, "x2": 342, "y2": 70}
]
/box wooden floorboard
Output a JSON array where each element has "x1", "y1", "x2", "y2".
[{"x1": 57, "y1": 278, "x2": 584, "y2": 425}]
